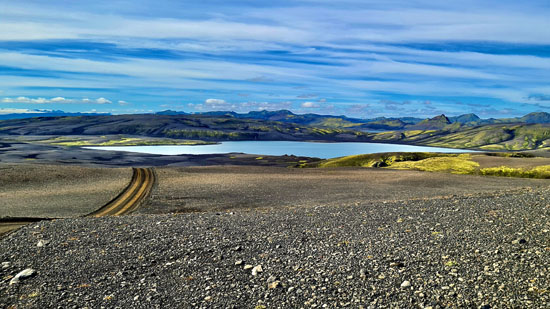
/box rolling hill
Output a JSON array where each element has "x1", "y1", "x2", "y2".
[{"x1": 2, "y1": 111, "x2": 550, "y2": 151}]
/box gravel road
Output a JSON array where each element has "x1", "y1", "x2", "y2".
[{"x1": 2, "y1": 183, "x2": 550, "y2": 308}]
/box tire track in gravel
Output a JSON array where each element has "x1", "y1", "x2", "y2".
[
  {"x1": 0, "y1": 167, "x2": 155, "y2": 236},
  {"x1": 87, "y1": 168, "x2": 155, "y2": 217}
]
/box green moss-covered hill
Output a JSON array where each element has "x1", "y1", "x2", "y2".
[{"x1": 371, "y1": 124, "x2": 550, "y2": 151}]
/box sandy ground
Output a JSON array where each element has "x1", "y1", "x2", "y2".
[
  {"x1": 141, "y1": 165, "x2": 550, "y2": 214},
  {"x1": 0, "y1": 164, "x2": 132, "y2": 218}
]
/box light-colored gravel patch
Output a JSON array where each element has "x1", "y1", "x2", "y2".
[{"x1": 0, "y1": 164, "x2": 132, "y2": 218}]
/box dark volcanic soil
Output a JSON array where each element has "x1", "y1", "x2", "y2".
[
  {"x1": 142, "y1": 165, "x2": 550, "y2": 214},
  {"x1": 2, "y1": 184, "x2": 550, "y2": 308}
]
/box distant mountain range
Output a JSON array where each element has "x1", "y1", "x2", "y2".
[
  {"x1": 156, "y1": 110, "x2": 550, "y2": 130},
  {"x1": 1, "y1": 110, "x2": 550, "y2": 151},
  {"x1": 3, "y1": 109, "x2": 550, "y2": 129}
]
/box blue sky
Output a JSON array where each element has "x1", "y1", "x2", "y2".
[{"x1": 0, "y1": 0, "x2": 549, "y2": 118}]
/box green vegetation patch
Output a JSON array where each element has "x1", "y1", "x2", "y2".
[
  {"x1": 480, "y1": 165, "x2": 550, "y2": 179},
  {"x1": 310, "y1": 150, "x2": 550, "y2": 179},
  {"x1": 47, "y1": 136, "x2": 213, "y2": 147},
  {"x1": 313, "y1": 152, "x2": 455, "y2": 168},
  {"x1": 313, "y1": 118, "x2": 362, "y2": 128},
  {"x1": 389, "y1": 154, "x2": 479, "y2": 174},
  {"x1": 484, "y1": 152, "x2": 535, "y2": 158}
]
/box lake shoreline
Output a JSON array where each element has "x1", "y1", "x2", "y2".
[{"x1": 84, "y1": 140, "x2": 475, "y2": 159}]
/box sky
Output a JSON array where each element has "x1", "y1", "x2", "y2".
[{"x1": 0, "y1": 0, "x2": 549, "y2": 119}]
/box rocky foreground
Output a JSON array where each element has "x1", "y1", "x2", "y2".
[{"x1": 2, "y1": 185, "x2": 550, "y2": 308}]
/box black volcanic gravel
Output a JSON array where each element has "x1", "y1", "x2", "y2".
[{"x1": 2, "y1": 186, "x2": 550, "y2": 308}]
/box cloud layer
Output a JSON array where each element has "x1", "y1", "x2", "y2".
[{"x1": 0, "y1": 0, "x2": 549, "y2": 117}]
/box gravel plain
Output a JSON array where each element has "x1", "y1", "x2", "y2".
[
  {"x1": 143, "y1": 165, "x2": 550, "y2": 214},
  {"x1": 0, "y1": 164, "x2": 132, "y2": 218},
  {"x1": 2, "y1": 180, "x2": 550, "y2": 308}
]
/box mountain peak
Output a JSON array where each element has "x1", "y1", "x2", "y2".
[
  {"x1": 450, "y1": 113, "x2": 481, "y2": 124},
  {"x1": 520, "y1": 112, "x2": 550, "y2": 123},
  {"x1": 425, "y1": 114, "x2": 451, "y2": 124}
]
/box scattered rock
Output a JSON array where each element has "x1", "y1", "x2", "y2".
[
  {"x1": 512, "y1": 238, "x2": 527, "y2": 245},
  {"x1": 401, "y1": 280, "x2": 411, "y2": 288},
  {"x1": 37, "y1": 240, "x2": 49, "y2": 247},
  {"x1": 251, "y1": 265, "x2": 263, "y2": 276},
  {"x1": 268, "y1": 281, "x2": 281, "y2": 289},
  {"x1": 235, "y1": 260, "x2": 243, "y2": 266},
  {"x1": 1, "y1": 261, "x2": 10, "y2": 269},
  {"x1": 243, "y1": 264, "x2": 253, "y2": 270},
  {"x1": 10, "y1": 268, "x2": 36, "y2": 285}
]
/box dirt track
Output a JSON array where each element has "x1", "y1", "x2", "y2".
[
  {"x1": 88, "y1": 168, "x2": 155, "y2": 217},
  {"x1": 1, "y1": 167, "x2": 155, "y2": 236}
]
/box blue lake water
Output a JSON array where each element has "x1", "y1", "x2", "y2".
[{"x1": 86, "y1": 141, "x2": 473, "y2": 159}]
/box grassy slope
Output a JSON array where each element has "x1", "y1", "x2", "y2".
[
  {"x1": 310, "y1": 152, "x2": 550, "y2": 179},
  {"x1": 371, "y1": 124, "x2": 550, "y2": 151}
]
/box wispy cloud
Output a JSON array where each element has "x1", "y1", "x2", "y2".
[
  {"x1": 0, "y1": 1, "x2": 548, "y2": 117},
  {"x1": 527, "y1": 94, "x2": 550, "y2": 101}
]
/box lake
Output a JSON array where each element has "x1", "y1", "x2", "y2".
[{"x1": 86, "y1": 141, "x2": 474, "y2": 159}]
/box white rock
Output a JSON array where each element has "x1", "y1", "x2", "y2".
[
  {"x1": 243, "y1": 264, "x2": 253, "y2": 270},
  {"x1": 251, "y1": 265, "x2": 263, "y2": 276},
  {"x1": 235, "y1": 260, "x2": 243, "y2": 266},
  {"x1": 401, "y1": 280, "x2": 411, "y2": 288},
  {"x1": 10, "y1": 268, "x2": 36, "y2": 285},
  {"x1": 268, "y1": 281, "x2": 281, "y2": 289},
  {"x1": 37, "y1": 240, "x2": 48, "y2": 247},
  {"x1": 1, "y1": 262, "x2": 10, "y2": 269}
]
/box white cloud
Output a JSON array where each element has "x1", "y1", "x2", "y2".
[
  {"x1": 2, "y1": 97, "x2": 50, "y2": 104},
  {"x1": 50, "y1": 96, "x2": 67, "y2": 102},
  {"x1": 118, "y1": 100, "x2": 130, "y2": 105},
  {"x1": 0, "y1": 108, "x2": 46, "y2": 114},
  {"x1": 1, "y1": 96, "x2": 114, "y2": 104},
  {"x1": 191, "y1": 100, "x2": 292, "y2": 113},
  {"x1": 95, "y1": 97, "x2": 112, "y2": 104},
  {"x1": 301, "y1": 101, "x2": 320, "y2": 108},
  {"x1": 205, "y1": 98, "x2": 227, "y2": 105}
]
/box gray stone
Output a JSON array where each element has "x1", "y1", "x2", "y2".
[{"x1": 10, "y1": 268, "x2": 36, "y2": 285}]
